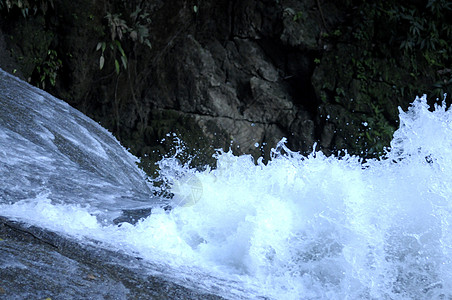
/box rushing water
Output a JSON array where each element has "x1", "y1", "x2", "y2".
[{"x1": 1, "y1": 69, "x2": 452, "y2": 299}]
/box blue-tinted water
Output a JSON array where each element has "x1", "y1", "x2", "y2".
[{"x1": 1, "y1": 68, "x2": 451, "y2": 299}]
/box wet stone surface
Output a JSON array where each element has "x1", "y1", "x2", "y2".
[{"x1": 0, "y1": 217, "x2": 224, "y2": 299}]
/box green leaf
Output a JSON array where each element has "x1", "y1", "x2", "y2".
[
  {"x1": 144, "y1": 39, "x2": 152, "y2": 49},
  {"x1": 120, "y1": 55, "x2": 127, "y2": 69},
  {"x1": 293, "y1": 11, "x2": 303, "y2": 22},
  {"x1": 115, "y1": 40, "x2": 126, "y2": 57},
  {"x1": 99, "y1": 55, "x2": 105, "y2": 70},
  {"x1": 96, "y1": 42, "x2": 102, "y2": 51},
  {"x1": 115, "y1": 59, "x2": 120, "y2": 74}
]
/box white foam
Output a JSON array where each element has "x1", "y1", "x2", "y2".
[{"x1": 2, "y1": 95, "x2": 452, "y2": 299}]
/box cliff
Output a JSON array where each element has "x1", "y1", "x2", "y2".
[{"x1": 1, "y1": 0, "x2": 450, "y2": 172}]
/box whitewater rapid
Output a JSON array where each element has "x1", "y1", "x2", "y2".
[{"x1": 2, "y1": 89, "x2": 452, "y2": 298}]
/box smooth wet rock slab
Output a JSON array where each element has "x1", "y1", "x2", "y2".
[{"x1": 0, "y1": 217, "x2": 224, "y2": 299}]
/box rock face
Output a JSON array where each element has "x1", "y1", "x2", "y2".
[
  {"x1": 0, "y1": 217, "x2": 223, "y2": 299},
  {"x1": 142, "y1": 0, "x2": 323, "y2": 162},
  {"x1": 0, "y1": 0, "x2": 449, "y2": 170}
]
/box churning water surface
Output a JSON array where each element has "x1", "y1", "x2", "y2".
[{"x1": 1, "y1": 73, "x2": 452, "y2": 299}]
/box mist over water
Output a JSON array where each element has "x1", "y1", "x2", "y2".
[{"x1": 2, "y1": 94, "x2": 452, "y2": 299}]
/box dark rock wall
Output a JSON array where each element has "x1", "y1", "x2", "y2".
[{"x1": 1, "y1": 0, "x2": 450, "y2": 173}]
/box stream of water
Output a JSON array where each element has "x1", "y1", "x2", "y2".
[{"x1": 1, "y1": 69, "x2": 452, "y2": 299}]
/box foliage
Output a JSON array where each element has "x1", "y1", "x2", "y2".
[
  {"x1": 358, "y1": 103, "x2": 396, "y2": 156},
  {"x1": 34, "y1": 49, "x2": 61, "y2": 89},
  {"x1": 96, "y1": 39, "x2": 127, "y2": 75},
  {"x1": 96, "y1": 7, "x2": 151, "y2": 75},
  {"x1": 0, "y1": 0, "x2": 53, "y2": 17},
  {"x1": 1, "y1": 0, "x2": 61, "y2": 90},
  {"x1": 432, "y1": 74, "x2": 452, "y2": 99},
  {"x1": 371, "y1": 1, "x2": 452, "y2": 104},
  {"x1": 388, "y1": 1, "x2": 452, "y2": 53},
  {"x1": 318, "y1": 0, "x2": 452, "y2": 156}
]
